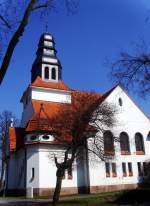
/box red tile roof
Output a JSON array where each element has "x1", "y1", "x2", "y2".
[
  {"x1": 31, "y1": 77, "x2": 71, "y2": 91},
  {"x1": 26, "y1": 90, "x2": 102, "y2": 132},
  {"x1": 26, "y1": 100, "x2": 70, "y2": 132},
  {"x1": 9, "y1": 127, "x2": 25, "y2": 152},
  {"x1": 12, "y1": 79, "x2": 107, "y2": 151}
]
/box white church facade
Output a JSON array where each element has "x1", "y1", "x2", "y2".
[{"x1": 6, "y1": 33, "x2": 150, "y2": 196}]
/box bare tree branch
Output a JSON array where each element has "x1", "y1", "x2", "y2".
[
  {"x1": 0, "y1": 0, "x2": 79, "y2": 85},
  {"x1": 32, "y1": 0, "x2": 52, "y2": 11},
  {"x1": 111, "y1": 51, "x2": 150, "y2": 97},
  {"x1": 0, "y1": 0, "x2": 39, "y2": 85},
  {"x1": 0, "y1": 15, "x2": 11, "y2": 29}
]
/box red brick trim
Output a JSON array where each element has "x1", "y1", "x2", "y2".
[
  {"x1": 106, "y1": 173, "x2": 110, "y2": 177},
  {"x1": 123, "y1": 173, "x2": 127, "y2": 177},
  {"x1": 121, "y1": 151, "x2": 131, "y2": 155},
  {"x1": 104, "y1": 151, "x2": 115, "y2": 156},
  {"x1": 112, "y1": 172, "x2": 117, "y2": 177},
  {"x1": 136, "y1": 151, "x2": 145, "y2": 155},
  {"x1": 129, "y1": 172, "x2": 133, "y2": 177},
  {"x1": 5, "y1": 184, "x2": 138, "y2": 197},
  {"x1": 90, "y1": 184, "x2": 138, "y2": 193}
]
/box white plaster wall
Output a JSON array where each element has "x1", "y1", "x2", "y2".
[
  {"x1": 31, "y1": 87, "x2": 71, "y2": 104},
  {"x1": 88, "y1": 86, "x2": 150, "y2": 187},
  {"x1": 26, "y1": 145, "x2": 40, "y2": 189},
  {"x1": 26, "y1": 145, "x2": 77, "y2": 189},
  {"x1": 44, "y1": 34, "x2": 53, "y2": 40},
  {"x1": 39, "y1": 145, "x2": 77, "y2": 188},
  {"x1": 42, "y1": 57, "x2": 58, "y2": 64},
  {"x1": 44, "y1": 41, "x2": 53, "y2": 47},
  {"x1": 43, "y1": 48, "x2": 54, "y2": 56}
]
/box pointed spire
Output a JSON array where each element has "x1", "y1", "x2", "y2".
[{"x1": 31, "y1": 33, "x2": 62, "y2": 83}]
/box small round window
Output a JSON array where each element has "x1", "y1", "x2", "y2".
[
  {"x1": 118, "y1": 98, "x2": 123, "y2": 106},
  {"x1": 30, "y1": 135, "x2": 37, "y2": 141},
  {"x1": 42, "y1": 135, "x2": 50, "y2": 140}
]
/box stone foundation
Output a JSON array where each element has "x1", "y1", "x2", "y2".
[
  {"x1": 90, "y1": 183, "x2": 138, "y2": 193},
  {"x1": 5, "y1": 183, "x2": 138, "y2": 197},
  {"x1": 34, "y1": 187, "x2": 78, "y2": 197}
]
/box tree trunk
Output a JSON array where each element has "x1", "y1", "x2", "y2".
[
  {"x1": 0, "y1": 0, "x2": 38, "y2": 85},
  {"x1": 0, "y1": 160, "x2": 5, "y2": 191},
  {"x1": 52, "y1": 169, "x2": 63, "y2": 205}
]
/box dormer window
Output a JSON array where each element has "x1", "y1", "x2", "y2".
[
  {"x1": 51, "y1": 67, "x2": 56, "y2": 80},
  {"x1": 44, "y1": 66, "x2": 49, "y2": 79},
  {"x1": 42, "y1": 135, "x2": 49, "y2": 140},
  {"x1": 30, "y1": 135, "x2": 37, "y2": 141}
]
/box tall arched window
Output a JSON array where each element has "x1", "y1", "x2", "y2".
[
  {"x1": 104, "y1": 131, "x2": 115, "y2": 156},
  {"x1": 135, "y1": 133, "x2": 145, "y2": 155},
  {"x1": 44, "y1": 66, "x2": 49, "y2": 79},
  {"x1": 120, "y1": 132, "x2": 130, "y2": 155},
  {"x1": 51, "y1": 67, "x2": 56, "y2": 80}
]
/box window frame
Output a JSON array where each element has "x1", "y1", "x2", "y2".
[
  {"x1": 112, "y1": 163, "x2": 117, "y2": 177},
  {"x1": 44, "y1": 66, "x2": 49, "y2": 80},
  {"x1": 51, "y1": 67, "x2": 56, "y2": 80},
  {"x1": 105, "y1": 162, "x2": 110, "y2": 177},
  {"x1": 104, "y1": 131, "x2": 115, "y2": 156},
  {"x1": 128, "y1": 162, "x2": 133, "y2": 176},
  {"x1": 122, "y1": 162, "x2": 127, "y2": 177},
  {"x1": 135, "y1": 133, "x2": 145, "y2": 155},
  {"x1": 120, "y1": 132, "x2": 130, "y2": 155},
  {"x1": 30, "y1": 168, "x2": 35, "y2": 182}
]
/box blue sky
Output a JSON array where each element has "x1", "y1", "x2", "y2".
[{"x1": 0, "y1": 0, "x2": 150, "y2": 120}]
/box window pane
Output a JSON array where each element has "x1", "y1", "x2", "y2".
[
  {"x1": 122, "y1": 162, "x2": 127, "y2": 176},
  {"x1": 128, "y1": 162, "x2": 133, "y2": 176},
  {"x1": 104, "y1": 131, "x2": 114, "y2": 155},
  {"x1": 51, "y1": 67, "x2": 56, "y2": 80},
  {"x1": 137, "y1": 162, "x2": 143, "y2": 176},
  {"x1": 120, "y1": 132, "x2": 130, "y2": 154},
  {"x1": 44, "y1": 67, "x2": 49, "y2": 79},
  {"x1": 135, "y1": 133, "x2": 145, "y2": 154},
  {"x1": 31, "y1": 168, "x2": 35, "y2": 181},
  {"x1": 105, "y1": 162, "x2": 110, "y2": 177},
  {"x1": 112, "y1": 163, "x2": 117, "y2": 177}
]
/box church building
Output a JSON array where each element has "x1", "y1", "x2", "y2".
[{"x1": 6, "y1": 33, "x2": 150, "y2": 196}]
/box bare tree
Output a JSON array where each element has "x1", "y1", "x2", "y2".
[
  {"x1": 0, "y1": 110, "x2": 19, "y2": 192},
  {"x1": 0, "y1": 0, "x2": 79, "y2": 85},
  {"x1": 36, "y1": 91, "x2": 117, "y2": 204},
  {"x1": 111, "y1": 47, "x2": 150, "y2": 97}
]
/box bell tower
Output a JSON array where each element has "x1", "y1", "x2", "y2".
[{"x1": 31, "y1": 33, "x2": 62, "y2": 82}]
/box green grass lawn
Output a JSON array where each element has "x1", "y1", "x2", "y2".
[
  {"x1": 57, "y1": 192, "x2": 120, "y2": 206},
  {"x1": 48, "y1": 188, "x2": 150, "y2": 206},
  {"x1": 1, "y1": 188, "x2": 150, "y2": 206}
]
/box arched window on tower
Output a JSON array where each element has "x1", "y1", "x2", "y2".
[
  {"x1": 104, "y1": 131, "x2": 115, "y2": 156},
  {"x1": 44, "y1": 66, "x2": 49, "y2": 79},
  {"x1": 51, "y1": 67, "x2": 56, "y2": 80},
  {"x1": 120, "y1": 132, "x2": 130, "y2": 155},
  {"x1": 135, "y1": 133, "x2": 145, "y2": 155}
]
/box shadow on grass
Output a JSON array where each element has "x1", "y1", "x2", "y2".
[{"x1": 113, "y1": 188, "x2": 150, "y2": 205}]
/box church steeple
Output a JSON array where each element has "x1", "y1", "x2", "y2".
[{"x1": 31, "y1": 33, "x2": 62, "y2": 83}]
